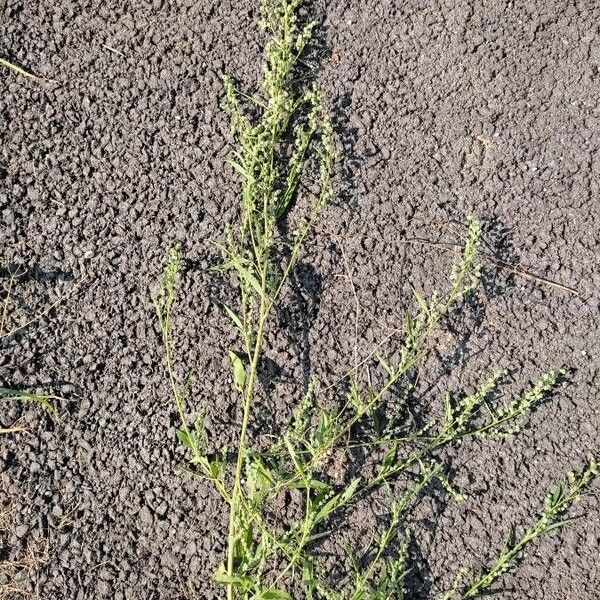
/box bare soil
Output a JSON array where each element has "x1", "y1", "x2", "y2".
[{"x1": 1, "y1": 1, "x2": 599, "y2": 599}]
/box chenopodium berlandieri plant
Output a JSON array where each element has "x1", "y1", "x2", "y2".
[{"x1": 156, "y1": 1, "x2": 598, "y2": 599}]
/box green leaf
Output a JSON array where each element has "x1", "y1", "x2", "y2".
[
  {"x1": 209, "y1": 460, "x2": 221, "y2": 479},
  {"x1": 259, "y1": 590, "x2": 293, "y2": 600},
  {"x1": 227, "y1": 157, "x2": 250, "y2": 180},
  {"x1": 292, "y1": 478, "x2": 330, "y2": 492},
  {"x1": 0, "y1": 388, "x2": 58, "y2": 419},
  {"x1": 540, "y1": 517, "x2": 579, "y2": 534},
  {"x1": 413, "y1": 288, "x2": 429, "y2": 315},
  {"x1": 214, "y1": 564, "x2": 254, "y2": 590},
  {"x1": 283, "y1": 434, "x2": 308, "y2": 485},
  {"x1": 549, "y1": 484, "x2": 565, "y2": 507},
  {"x1": 177, "y1": 428, "x2": 196, "y2": 450},
  {"x1": 233, "y1": 260, "x2": 268, "y2": 301},
  {"x1": 222, "y1": 302, "x2": 245, "y2": 334},
  {"x1": 247, "y1": 456, "x2": 274, "y2": 498},
  {"x1": 375, "y1": 354, "x2": 395, "y2": 378},
  {"x1": 347, "y1": 375, "x2": 363, "y2": 413},
  {"x1": 313, "y1": 477, "x2": 361, "y2": 525},
  {"x1": 229, "y1": 351, "x2": 246, "y2": 392},
  {"x1": 314, "y1": 409, "x2": 333, "y2": 445},
  {"x1": 381, "y1": 442, "x2": 398, "y2": 472}
]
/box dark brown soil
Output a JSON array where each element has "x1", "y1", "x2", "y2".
[{"x1": 1, "y1": 1, "x2": 599, "y2": 599}]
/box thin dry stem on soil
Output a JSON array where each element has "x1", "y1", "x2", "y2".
[
  {"x1": 0, "y1": 507, "x2": 49, "y2": 599},
  {"x1": 0, "y1": 57, "x2": 56, "y2": 83}
]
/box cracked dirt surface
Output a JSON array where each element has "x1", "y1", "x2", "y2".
[{"x1": 1, "y1": 1, "x2": 599, "y2": 598}]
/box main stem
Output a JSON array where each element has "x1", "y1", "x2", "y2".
[{"x1": 226, "y1": 271, "x2": 270, "y2": 599}]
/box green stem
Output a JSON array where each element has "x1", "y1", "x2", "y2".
[{"x1": 226, "y1": 265, "x2": 270, "y2": 599}]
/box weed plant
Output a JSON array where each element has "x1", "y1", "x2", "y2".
[{"x1": 156, "y1": 2, "x2": 598, "y2": 598}]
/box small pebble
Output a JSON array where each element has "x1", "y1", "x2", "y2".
[
  {"x1": 139, "y1": 506, "x2": 153, "y2": 527},
  {"x1": 15, "y1": 524, "x2": 28, "y2": 538}
]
